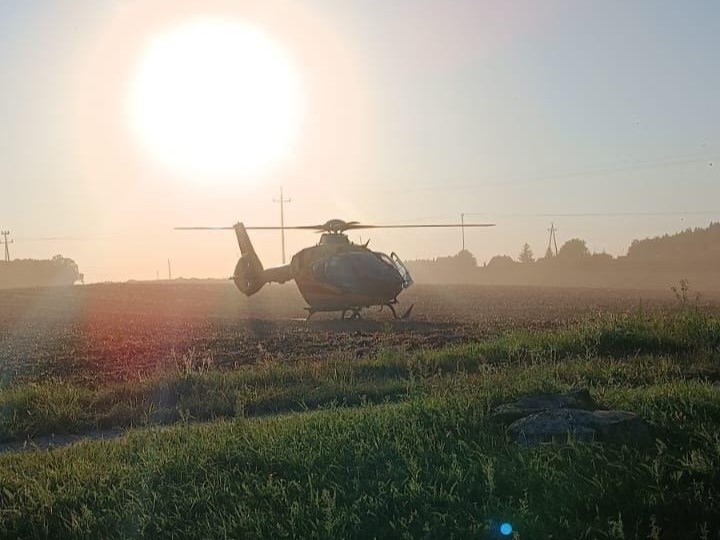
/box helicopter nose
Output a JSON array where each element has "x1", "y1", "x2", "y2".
[{"x1": 379, "y1": 269, "x2": 404, "y2": 297}]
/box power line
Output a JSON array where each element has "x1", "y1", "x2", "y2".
[
  {"x1": 355, "y1": 153, "x2": 718, "y2": 195},
  {"x1": 273, "y1": 187, "x2": 292, "y2": 265},
  {"x1": 13, "y1": 236, "x2": 108, "y2": 241},
  {"x1": 459, "y1": 211, "x2": 719, "y2": 218}
]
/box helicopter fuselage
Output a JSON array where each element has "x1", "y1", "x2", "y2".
[
  {"x1": 229, "y1": 224, "x2": 412, "y2": 317},
  {"x1": 290, "y1": 233, "x2": 410, "y2": 313}
]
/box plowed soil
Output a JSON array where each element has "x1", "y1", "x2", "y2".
[{"x1": 1, "y1": 282, "x2": 718, "y2": 384}]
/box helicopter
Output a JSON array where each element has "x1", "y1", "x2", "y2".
[{"x1": 176, "y1": 219, "x2": 494, "y2": 319}]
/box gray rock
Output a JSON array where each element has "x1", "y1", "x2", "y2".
[
  {"x1": 508, "y1": 408, "x2": 652, "y2": 446},
  {"x1": 492, "y1": 388, "x2": 651, "y2": 446},
  {"x1": 491, "y1": 389, "x2": 596, "y2": 423},
  {"x1": 508, "y1": 409, "x2": 595, "y2": 445}
]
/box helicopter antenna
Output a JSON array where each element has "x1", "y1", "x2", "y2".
[{"x1": 273, "y1": 187, "x2": 292, "y2": 264}]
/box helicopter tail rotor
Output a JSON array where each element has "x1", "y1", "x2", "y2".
[{"x1": 232, "y1": 223, "x2": 266, "y2": 296}]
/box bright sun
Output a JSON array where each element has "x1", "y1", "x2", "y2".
[{"x1": 128, "y1": 18, "x2": 302, "y2": 181}]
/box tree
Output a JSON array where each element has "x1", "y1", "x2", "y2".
[
  {"x1": 518, "y1": 243, "x2": 535, "y2": 264},
  {"x1": 591, "y1": 252, "x2": 613, "y2": 263},
  {"x1": 544, "y1": 246, "x2": 554, "y2": 259},
  {"x1": 454, "y1": 249, "x2": 478, "y2": 268},
  {"x1": 1, "y1": 255, "x2": 83, "y2": 289},
  {"x1": 434, "y1": 250, "x2": 478, "y2": 269},
  {"x1": 487, "y1": 255, "x2": 516, "y2": 269},
  {"x1": 558, "y1": 238, "x2": 590, "y2": 259},
  {"x1": 51, "y1": 255, "x2": 84, "y2": 284}
]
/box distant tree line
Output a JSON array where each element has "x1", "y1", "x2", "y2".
[
  {"x1": 406, "y1": 222, "x2": 720, "y2": 290},
  {"x1": 0, "y1": 255, "x2": 83, "y2": 289},
  {"x1": 626, "y1": 222, "x2": 720, "y2": 269}
]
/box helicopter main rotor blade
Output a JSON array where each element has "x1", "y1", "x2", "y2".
[
  {"x1": 174, "y1": 227, "x2": 235, "y2": 230},
  {"x1": 175, "y1": 221, "x2": 495, "y2": 233},
  {"x1": 245, "y1": 225, "x2": 325, "y2": 230},
  {"x1": 342, "y1": 223, "x2": 495, "y2": 230},
  {"x1": 174, "y1": 226, "x2": 324, "y2": 231}
]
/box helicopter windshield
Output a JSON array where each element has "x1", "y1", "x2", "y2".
[
  {"x1": 390, "y1": 252, "x2": 414, "y2": 289},
  {"x1": 312, "y1": 252, "x2": 404, "y2": 294}
]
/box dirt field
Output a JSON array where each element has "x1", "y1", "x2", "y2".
[{"x1": 1, "y1": 281, "x2": 719, "y2": 384}]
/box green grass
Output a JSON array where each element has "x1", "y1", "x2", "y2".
[
  {"x1": 1, "y1": 310, "x2": 718, "y2": 443},
  {"x1": 1, "y1": 378, "x2": 720, "y2": 539},
  {"x1": 0, "y1": 310, "x2": 719, "y2": 538}
]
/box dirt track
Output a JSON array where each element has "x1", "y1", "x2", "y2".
[{"x1": 1, "y1": 282, "x2": 718, "y2": 384}]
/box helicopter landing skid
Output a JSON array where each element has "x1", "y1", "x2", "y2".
[
  {"x1": 382, "y1": 303, "x2": 414, "y2": 320},
  {"x1": 303, "y1": 308, "x2": 362, "y2": 321},
  {"x1": 304, "y1": 303, "x2": 413, "y2": 321}
]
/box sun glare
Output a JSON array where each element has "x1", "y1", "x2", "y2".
[{"x1": 127, "y1": 18, "x2": 303, "y2": 181}]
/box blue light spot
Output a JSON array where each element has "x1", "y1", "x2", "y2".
[{"x1": 500, "y1": 522, "x2": 513, "y2": 536}]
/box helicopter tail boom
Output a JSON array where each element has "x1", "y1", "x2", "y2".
[
  {"x1": 263, "y1": 264, "x2": 293, "y2": 284},
  {"x1": 232, "y1": 223, "x2": 295, "y2": 295}
]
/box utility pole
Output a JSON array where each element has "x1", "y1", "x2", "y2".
[
  {"x1": 460, "y1": 213, "x2": 465, "y2": 251},
  {"x1": 0, "y1": 231, "x2": 12, "y2": 262},
  {"x1": 167, "y1": 259, "x2": 172, "y2": 280},
  {"x1": 547, "y1": 223, "x2": 559, "y2": 256},
  {"x1": 273, "y1": 187, "x2": 291, "y2": 264}
]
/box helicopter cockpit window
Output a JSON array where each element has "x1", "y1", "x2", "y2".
[
  {"x1": 378, "y1": 253, "x2": 395, "y2": 268},
  {"x1": 311, "y1": 252, "x2": 404, "y2": 294},
  {"x1": 312, "y1": 260, "x2": 329, "y2": 281},
  {"x1": 324, "y1": 256, "x2": 356, "y2": 290}
]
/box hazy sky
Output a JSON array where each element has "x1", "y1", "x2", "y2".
[{"x1": 1, "y1": 0, "x2": 718, "y2": 281}]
